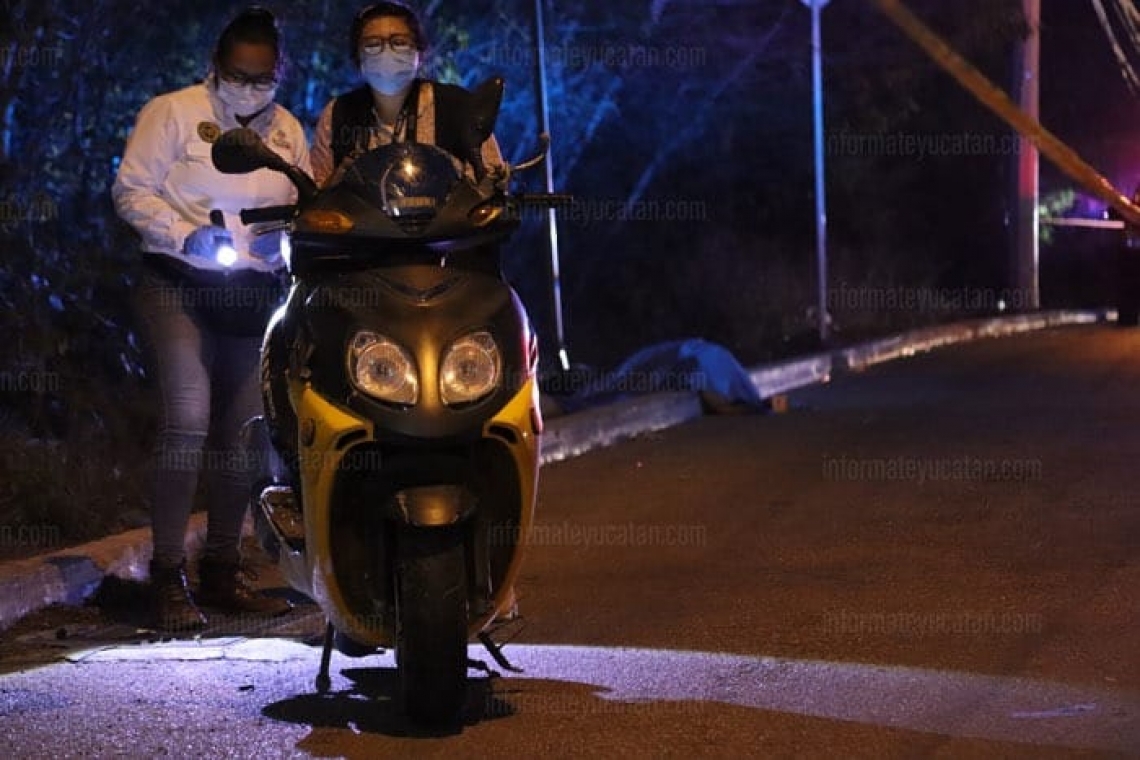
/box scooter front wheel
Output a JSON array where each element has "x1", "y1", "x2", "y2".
[{"x1": 394, "y1": 524, "x2": 468, "y2": 728}]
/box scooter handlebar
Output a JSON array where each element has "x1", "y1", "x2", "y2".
[
  {"x1": 240, "y1": 205, "x2": 298, "y2": 225},
  {"x1": 512, "y1": 193, "x2": 574, "y2": 208}
]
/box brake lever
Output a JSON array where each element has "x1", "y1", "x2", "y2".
[
  {"x1": 251, "y1": 223, "x2": 291, "y2": 236},
  {"x1": 510, "y1": 134, "x2": 551, "y2": 174}
]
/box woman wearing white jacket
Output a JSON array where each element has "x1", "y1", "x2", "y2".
[{"x1": 113, "y1": 7, "x2": 309, "y2": 632}]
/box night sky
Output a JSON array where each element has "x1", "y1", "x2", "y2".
[{"x1": 1040, "y1": 0, "x2": 1140, "y2": 199}]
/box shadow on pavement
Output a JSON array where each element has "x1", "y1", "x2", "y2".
[{"x1": 261, "y1": 667, "x2": 508, "y2": 737}]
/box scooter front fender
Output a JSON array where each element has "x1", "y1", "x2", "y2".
[
  {"x1": 290, "y1": 378, "x2": 542, "y2": 646},
  {"x1": 292, "y1": 384, "x2": 385, "y2": 645},
  {"x1": 474, "y1": 377, "x2": 542, "y2": 630}
]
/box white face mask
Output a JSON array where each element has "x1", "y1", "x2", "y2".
[
  {"x1": 215, "y1": 80, "x2": 277, "y2": 118},
  {"x1": 361, "y1": 49, "x2": 420, "y2": 96}
]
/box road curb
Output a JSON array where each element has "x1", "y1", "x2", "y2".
[
  {"x1": 540, "y1": 392, "x2": 704, "y2": 464},
  {"x1": 0, "y1": 308, "x2": 1113, "y2": 631},
  {"x1": 834, "y1": 310, "x2": 1108, "y2": 372},
  {"x1": 0, "y1": 515, "x2": 208, "y2": 630}
]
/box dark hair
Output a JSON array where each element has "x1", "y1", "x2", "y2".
[
  {"x1": 213, "y1": 7, "x2": 282, "y2": 74},
  {"x1": 350, "y1": 2, "x2": 428, "y2": 68}
]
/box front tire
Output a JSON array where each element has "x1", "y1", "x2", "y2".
[{"x1": 394, "y1": 525, "x2": 468, "y2": 728}]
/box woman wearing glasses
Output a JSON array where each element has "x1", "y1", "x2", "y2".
[
  {"x1": 113, "y1": 7, "x2": 309, "y2": 631},
  {"x1": 310, "y1": 1, "x2": 503, "y2": 186}
]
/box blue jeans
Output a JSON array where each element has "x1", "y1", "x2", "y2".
[{"x1": 132, "y1": 262, "x2": 263, "y2": 566}]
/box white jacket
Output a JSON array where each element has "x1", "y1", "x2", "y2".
[{"x1": 113, "y1": 81, "x2": 310, "y2": 273}]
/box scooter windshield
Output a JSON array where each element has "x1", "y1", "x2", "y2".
[{"x1": 344, "y1": 142, "x2": 462, "y2": 221}]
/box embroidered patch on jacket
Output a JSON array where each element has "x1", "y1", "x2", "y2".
[
  {"x1": 197, "y1": 121, "x2": 222, "y2": 143},
  {"x1": 270, "y1": 129, "x2": 292, "y2": 151}
]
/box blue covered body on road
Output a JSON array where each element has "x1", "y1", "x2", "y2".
[{"x1": 556, "y1": 339, "x2": 767, "y2": 414}]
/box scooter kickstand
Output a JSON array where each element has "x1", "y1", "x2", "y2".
[
  {"x1": 466, "y1": 657, "x2": 500, "y2": 678},
  {"x1": 315, "y1": 621, "x2": 334, "y2": 694},
  {"x1": 477, "y1": 631, "x2": 524, "y2": 674}
]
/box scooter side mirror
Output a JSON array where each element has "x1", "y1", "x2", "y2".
[
  {"x1": 466, "y1": 77, "x2": 504, "y2": 148},
  {"x1": 212, "y1": 128, "x2": 289, "y2": 174},
  {"x1": 460, "y1": 76, "x2": 505, "y2": 182},
  {"x1": 212, "y1": 127, "x2": 319, "y2": 203}
]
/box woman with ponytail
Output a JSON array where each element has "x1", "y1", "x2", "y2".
[{"x1": 113, "y1": 7, "x2": 309, "y2": 632}]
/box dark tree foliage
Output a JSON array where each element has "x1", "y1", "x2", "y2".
[{"x1": 0, "y1": 0, "x2": 1029, "y2": 541}]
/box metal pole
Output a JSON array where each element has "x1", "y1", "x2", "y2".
[
  {"x1": 870, "y1": 0, "x2": 1140, "y2": 225},
  {"x1": 803, "y1": 0, "x2": 831, "y2": 343},
  {"x1": 533, "y1": 0, "x2": 571, "y2": 370},
  {"x1": 1015, "y1": 0, "x2": 1041, "y2": 309}
]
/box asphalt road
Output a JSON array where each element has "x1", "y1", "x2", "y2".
[{"x1": 0, "y1": 325, "x2": 1138, "y2": 758}]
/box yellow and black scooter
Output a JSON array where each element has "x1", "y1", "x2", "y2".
[{"x1": 214, "y1": 78, "x2": 561, "y2": 728}]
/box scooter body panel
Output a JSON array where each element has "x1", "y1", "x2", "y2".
[{"x1": 281, "y1": 309, "x2": 540, "y2": 648}]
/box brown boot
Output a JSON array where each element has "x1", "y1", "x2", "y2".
[
  {"x1": 149, "y1": 560, "x2": 208, "y2": 632},
  {"x1": 196, "y1": 558, "x2": 292, "y2": 616}
]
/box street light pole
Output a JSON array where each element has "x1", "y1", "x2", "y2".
[
  {"x1": 532, "y1": 0, "x2": 571, "y2": 371},
  {"x1": 1014, "y1": 0, "x2": 1041, "y2": 310},
  {"x1": 803, "y1": 0, "x2": 831, "y2": 344}
]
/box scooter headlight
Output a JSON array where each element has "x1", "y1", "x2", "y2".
[
  {"x1": 349, "y1": 332, "x2": 419, "y2": 406},
  {"x1": 440, "y1": 331, "x2": 501, "y2": 407}
]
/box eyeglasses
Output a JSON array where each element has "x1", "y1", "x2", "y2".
[
  {"x1": 218, "y1": 68, "x2": 279, "y2": 92},
  {"x1": 360, "y1": 34, "x2": 416, "y2": 55}
]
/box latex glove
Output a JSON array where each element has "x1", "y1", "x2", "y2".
[
  {"x1": 249, "y1": 230, "x2": 283, "y2": 263},
  {"x1": 183, "y1": 224, "x2": 234, "y2": 261}
]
